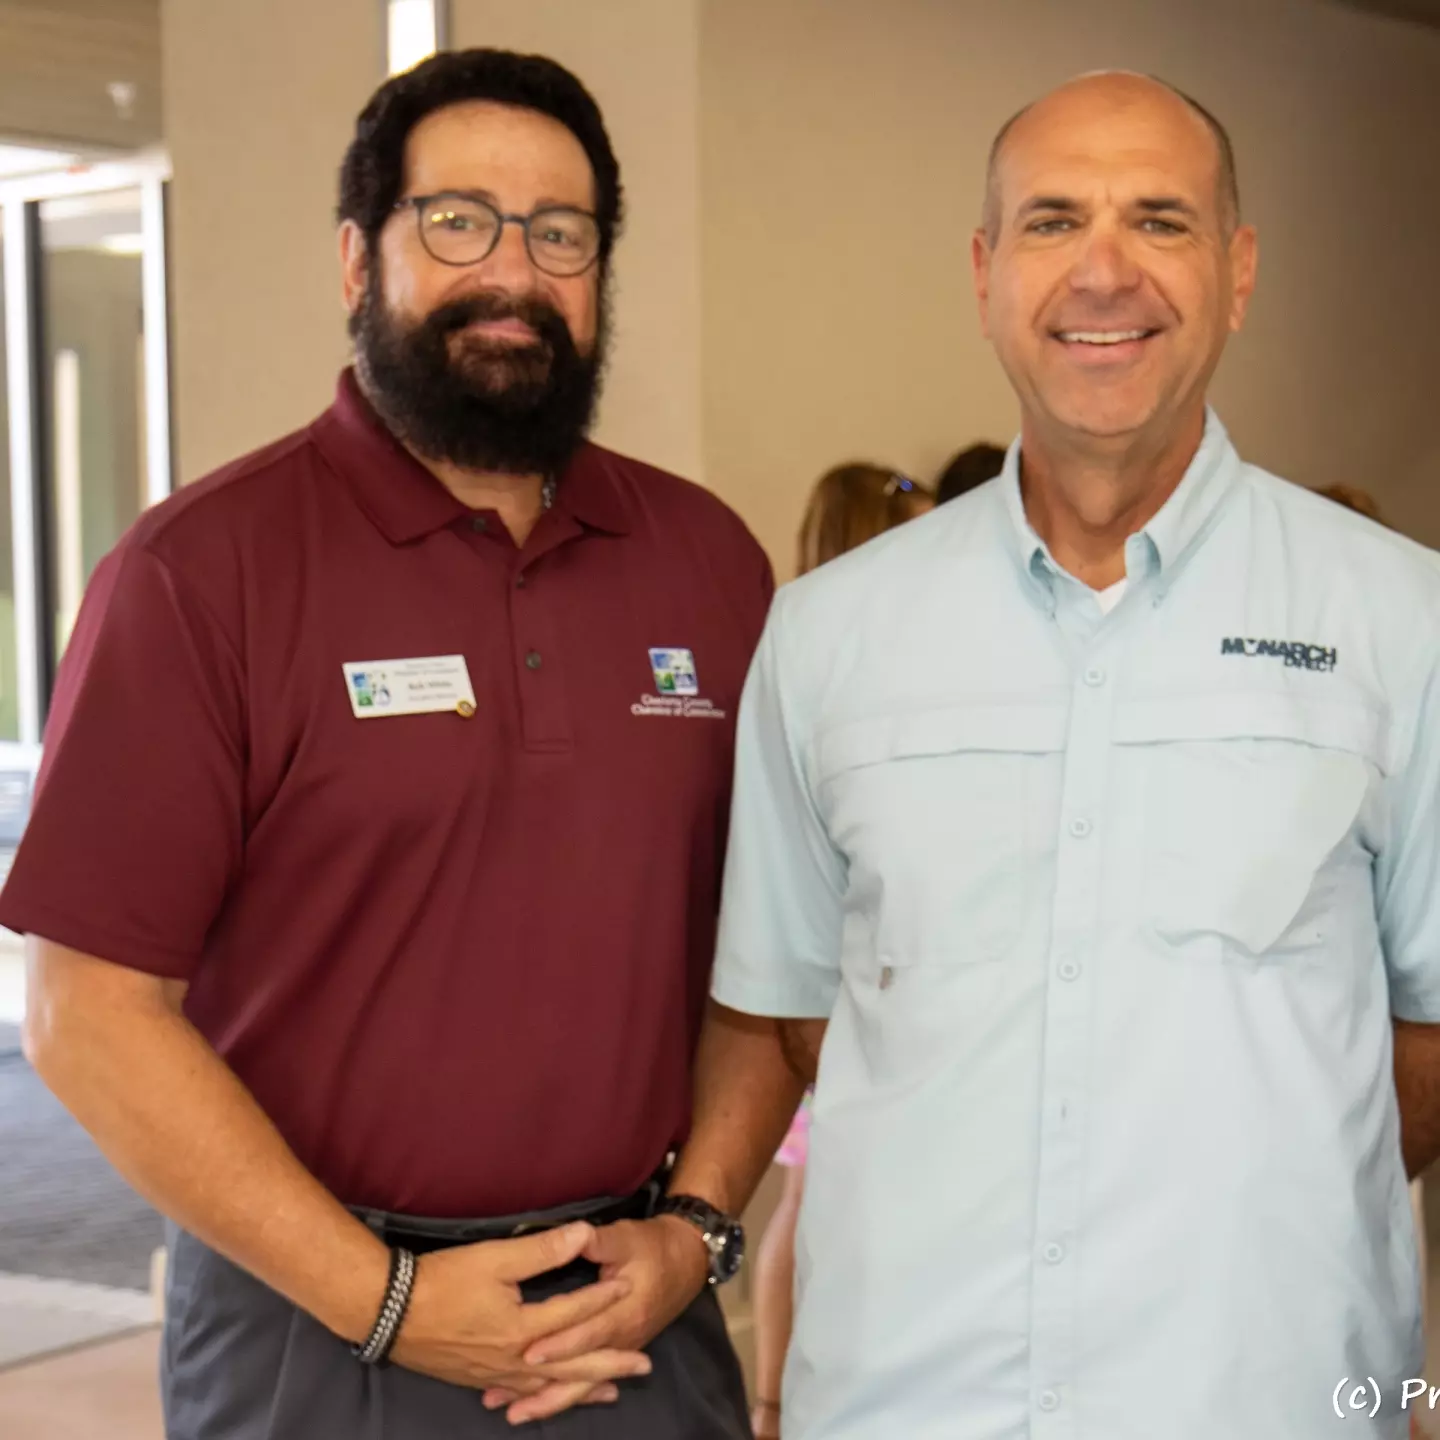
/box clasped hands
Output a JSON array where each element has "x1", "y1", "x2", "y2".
[{"x1": 388, "y1": 1212, "x2": 710, "y2": 1425}]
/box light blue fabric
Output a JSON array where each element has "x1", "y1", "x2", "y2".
[{"x1": 713, "y1": 413, "x2": 1440, "y2": 1439}]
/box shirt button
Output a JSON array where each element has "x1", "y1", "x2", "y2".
[
  {"x1": 1038, "y1": 1390, "x2": 1060, "y2": 1413},
  {"x1": 470, "y1": 515, "x2": 488, "y2": 532},
  {"x1": 1068, "y1": 817, "x2": 1093, "y2": 839},
  {"x1": 1058, "y1": 960, "x2": 1081, "y2": 982},
  {"x1": 1083, "y1": 666, "x2": 1106, "y2": 687},
  {"x1": 525, "y1": 651, "x2": 542, "y2": 670},
  {"x1": 515, "y1": 573, "x2": 527, "y2": 589},
  {"x1": 1043, "y1": 1242, "x2": 1065, "y2": 1265}
]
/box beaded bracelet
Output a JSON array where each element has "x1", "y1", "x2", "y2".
[{"x1": 351, "y1": 1247, "x2": 417, "y2": 1366}]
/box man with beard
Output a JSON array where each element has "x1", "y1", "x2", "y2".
[
  {"x1": 540, "y1": 73, "x2": 1440, "y2": 1439},
  {"x1": 0, "y1": 50, "x2": 767, "y2": 1439}
]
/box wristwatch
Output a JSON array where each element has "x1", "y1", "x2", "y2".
[{"x1": 656, "y1": 1194, "x2": 746, "y2": 1286}]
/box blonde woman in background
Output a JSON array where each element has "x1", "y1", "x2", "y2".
[
  {"x1": 751, "y1": 461, "x2": 933, "y2": 1440},
  {"x1": 794, "y1": 462, "x2": 935, "y2": 576}
]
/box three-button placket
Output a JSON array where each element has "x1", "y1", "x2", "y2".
[
  {"x1": 507, "y1": 555, "x2": 571, "y2": 750},
  {"x1": 1028, "y1": 653, "x2": 1116, "y2": 1424}
]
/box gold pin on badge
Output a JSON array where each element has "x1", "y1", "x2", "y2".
[{"x1": 456, "y1": 699, "x2": 476, "y2": 718}]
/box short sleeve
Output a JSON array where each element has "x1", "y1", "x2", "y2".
[
  {"x1": 0, "y1": 542, "x2": 245, "y2": 978},
  {"x1": 1378, "y1": 658, "x2": 1440, "y2": 1022},
  {"x1": 711, "y1": 593, "x2": 846, "y2": 1018}
]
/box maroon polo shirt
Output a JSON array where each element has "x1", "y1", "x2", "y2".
[{"x1": 0, "y1": 370, "x2": 772, "y2": 1216}]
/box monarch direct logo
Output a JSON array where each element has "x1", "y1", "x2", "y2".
[{"x1": 1220, "y1": 637, "x2": 1337, "y2": 672}]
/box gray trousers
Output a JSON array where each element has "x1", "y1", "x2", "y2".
[{"x1": 161, "y1": 1227, "x2": 753, "y2": 1439}]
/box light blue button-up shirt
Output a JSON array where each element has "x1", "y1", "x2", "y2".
[{"x1": 712, "y1": 413, "x2": 1440, "y2": 1440}]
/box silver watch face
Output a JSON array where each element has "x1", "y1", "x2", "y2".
[
  {"x1": 665, "y1": 1198, "x2": 746, "y2": 1284},
  {"x1": 710, "y1": 1219, "x2": 745, "y2": 1283}
]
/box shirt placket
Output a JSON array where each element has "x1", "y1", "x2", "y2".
[
  {"x1": 1028, "y1": 629, "x2": 1117, "y2": 1435},
  {"x1": 464, "y1": 512, "x2": 576, "y2": 752},
  {"x1": 509, "y1": 545, "x2": 575, "y2": 752}
]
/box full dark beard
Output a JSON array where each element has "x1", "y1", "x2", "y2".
[{"x1": 352, "y1": 275, "x2": 607, "y2": 477}]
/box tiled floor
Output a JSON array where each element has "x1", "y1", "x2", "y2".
[
  {"x1": 0, "y1": 937, "x2": 26, "y2": 1027},
  {"x1": 0, "y1": 1272, "x2": 154, "y2": 1368},
  {"x1": 0, "y1": 1328, "x2": 162, "y2": 1440}
]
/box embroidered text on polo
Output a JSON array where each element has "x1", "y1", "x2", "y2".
[{"x1": 1220, "y1": 636, "x2": 1338, "y2": 670}]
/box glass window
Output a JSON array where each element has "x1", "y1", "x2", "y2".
[
  {"x1": 38, "y1": 188, "x2": 146, "y2": 663},
  {"x1": 0, "y1": 223, "x2": 20, "y2": 743}
]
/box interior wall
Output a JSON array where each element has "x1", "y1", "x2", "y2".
[
  {"x1": 164, "y1": 0, "x2": 704, "y2": 489},
  {"x1": 698, "y1": 0, "x2": 1440, "y2": 572},
  {"x1": 451, "y1": 0, "x2": 705, "y2": 482},
  {"x1": 160, "y1": 0, "x2": 1440, "y2": 550},
  {"x1": 161, "y1": 0, "x2": 379, "y2": 484}
]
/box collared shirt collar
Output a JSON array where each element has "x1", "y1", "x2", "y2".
[
  {"x1": 1000, "y1": 407, "x2": 1241, "y2": 599},
  {"x1": 311, "y1": 368, "x2": 631, "y2": 545}
]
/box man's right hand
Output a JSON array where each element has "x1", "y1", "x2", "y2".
[{"x1": 387, "y1": 1222, "x2": 651, "y2": 1401}]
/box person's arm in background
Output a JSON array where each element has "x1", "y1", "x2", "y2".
[
  {"x1": 1394, "y1": 1021, "x2": 1440, "y2": 1178},
  {"x1": 6, "y1": 545, "x2": 647, "y2": 1407},
  {"x1": 661, "y1": 1006, "x2": 816, "y2": 1230}
]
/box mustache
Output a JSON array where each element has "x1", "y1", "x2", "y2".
[{"x1": 426, "y1": 290, "x2": 570, "y2": 350}]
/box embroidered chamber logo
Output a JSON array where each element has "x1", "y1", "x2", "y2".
[
  {"x1": 633, "y1": 648, "x2": 728, "y2": 720},
  {"x1": 1220, "y1": 637, "x2": 1338, "y2": 672}
]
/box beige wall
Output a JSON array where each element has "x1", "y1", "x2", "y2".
[
  {"x1": 161, "y1": 0, "x2": 378, "y2": 483},
  {"x1": 698, "y1": 0, "x2": 1440, "y2": 571},
  {"x1": 451, "y1": 0, "x2": 705, "y2": 482},
  {"x1": 163, "y1": 0, "x2": 705, "y2": 487},
  {"x1": 161, "y1": 0, "x2": 1440, "y2": 555}
]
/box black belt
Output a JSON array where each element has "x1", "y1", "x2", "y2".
[{"x1": 350, "y1": 1158, "x2": 673, "y2": 1256}]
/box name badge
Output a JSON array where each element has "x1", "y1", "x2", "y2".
[{"x1": 342, "y1": 655, "x2": 477, "y2": 719}]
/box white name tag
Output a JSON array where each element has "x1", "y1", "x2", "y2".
[{"x1": 342, "y1": 655, "x2": 477, "y2": 719}]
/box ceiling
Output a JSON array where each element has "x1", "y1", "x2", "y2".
[{"x1": 0, "y1": 0, "x2": 161, "y2": 152}]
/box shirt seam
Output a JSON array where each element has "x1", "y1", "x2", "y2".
[
  {"x1": 0, "y1": 896, "x2": 198, "y2": 979},
  {"x1": 131, "y1": 542, "x2": 246, "y2": 683}
]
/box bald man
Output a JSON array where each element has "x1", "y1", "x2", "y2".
[{"x1": 513, "y1": 73, "x2": 1440, "y2": 1440}]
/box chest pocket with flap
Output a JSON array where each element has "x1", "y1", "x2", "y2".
[
  {"x1": 1114, "y1": 690, "x2": 1386, "y2": 962},
  {"x1": 814, "y1": 703, "x2": 1065, "y2": 971}
]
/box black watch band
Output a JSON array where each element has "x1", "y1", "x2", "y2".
[{"x1": 657, "y1": 1194, "x2": 746, "y2": 1286}]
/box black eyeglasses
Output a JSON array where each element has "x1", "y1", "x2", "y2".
[{"x1": 394, "y1": 192, "x2": 602, "y2": 277}]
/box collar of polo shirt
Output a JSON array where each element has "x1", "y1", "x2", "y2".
[
  {"x1": 1002, "y1": 407, "x2": 1242, "y2": 602},
  {"x1": 312, "y1": 369, "x2": 631, "y2": 547}
]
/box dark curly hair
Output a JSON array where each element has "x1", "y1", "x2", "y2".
[{"x1": 337, "y1": 48, "x2": 624, "y2": 264}]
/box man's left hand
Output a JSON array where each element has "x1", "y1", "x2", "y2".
[{"x1": 481, "y1": 1215, "x2": 711, "y2": 1425}]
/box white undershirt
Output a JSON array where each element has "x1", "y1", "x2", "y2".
[{"x1": 1093, "y1": 578, "x2": 1128, "y2": 614}]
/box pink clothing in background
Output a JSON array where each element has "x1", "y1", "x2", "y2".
[{"x1": 775, "y1": 1090, "x2": 812, "y2": 1167}]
